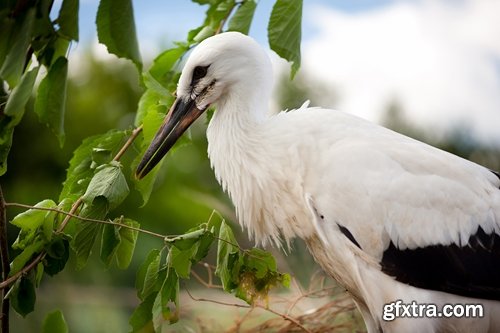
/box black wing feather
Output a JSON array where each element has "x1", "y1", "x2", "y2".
[{"x1": 381, "y1": 226, "x2": 500, "y2": 301}]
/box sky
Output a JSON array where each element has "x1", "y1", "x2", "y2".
[{"x1": 74, "y1": 0, "x2": 500, "y2": 144}]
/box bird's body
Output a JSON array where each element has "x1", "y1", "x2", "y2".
[{"x1": 137, "y1": 32, "x2": 500, "y2": 332}]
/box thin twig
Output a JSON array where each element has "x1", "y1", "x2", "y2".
[
  {"x1": 0, "y1": 252, "x2": 44, "y2": 290},
  {"x1": 190, "y1": 270, "x2": 223, "y2": 289},
  {"x1": 228, "y1": 307, "x2": 254, "y2": 333},
  {"x1": 113, "y1": 125, "x2": 143, "y2": 162},
  {"x1": 57, "y1": 197, "x2": 83, "y2": 232},
  {"x1": 215, "y1": 2, "x2": 238, "y2": 34},
  {"x1": 286, "y1": 285, "x2": 339, "y2": 315},
  {"x1": 0, "y1": 186, "x2": 10, "y2": 332},
  {"x1": 185, "y1": 286, "x2": 312, "y2": 333},
  {"x1": 254, "y1": 304, "x2": 312, "y2": 333},
  {"x1": 5, "y1": 202, "x2": 165, "y2": 240},
  {"x1": 184, "y1": 287, "x2": 250, "y2": 309}
]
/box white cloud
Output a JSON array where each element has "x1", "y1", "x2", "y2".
[{"x1": 303, "y1": 0, "x2": 500, "y2": 143}]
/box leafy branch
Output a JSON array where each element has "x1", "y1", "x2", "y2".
[{"x1": 0, "y1": 0, "x2": 305, "y2": 331}]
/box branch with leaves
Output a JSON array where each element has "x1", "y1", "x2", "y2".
[{"x1": 0, "y1": 0, "x2": 304, "y2": 332}]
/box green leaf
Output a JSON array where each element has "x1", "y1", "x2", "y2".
[
  {"x1": 136, "y1": 249, "x2": 159, "y2": 299},
  {"x1": 57, "y1": 0, "x2": 79, "y2": 41},
  {"x1": 0, "y1": 15, "x2": 14, "y2": 68},
  {"x1": 132, "y1": 108, "x2": 166, "y2": 206},
  {"x1": 0, "y1": 118, "x2": 15, "y2": 176},
  {"x1": 149, "y1": 46, "x2": 188, "y2": 85},
  {"x1": 74, "y1": 221, "x2": 101, "y2": 270},
  {"x1": 193, "y1": 25, "x2": 215, "y2": 43},
  {"x1": 166, "y1": 228, "x2": 206, "y2": 251},
  {"x1": 234, "y1": 248, "x2": 290, "y2": 304},
  {"x1": 100, "y1": 223, "x2": 120, "y2": 267},
  {"x1": 11, "y1": 199, "x2": 56, "y2": 231},
  {"x1": 35, "y1": 56, "x2": 68, "y2": 147},
  {"x1": 100, "y1": 218, "x2": 138, "y2": 269},
  {"x1": 244, "y1": 248, "x2": 277, "y2": 279},
  {"x1": 168, "y1": 245, "x2": 197, "y2": 279},
  {"x1": 42, "y1": 310, "x2": 68, "y2": 333},
  {"x1": 0, "y1": 8, "x2": 35, "y2": 86},
  {"x1": 59, "y1": 130, "x2": 127, "y2": 202},
  {"x1": 35, "y1": 263, "x2": 44, "y2": 287},
  {"x1": 193, "y1": 229, "x2": 215, "y2": 262},
  {"x1": 216, "y1": 221, "x2": 240, "y2": 291},
  {"x1": 4, "y1": 66, "x2": 39, "y2": 120},
  {"x1": 268, "y1": 0, "x2": 302, "y2": 78},
  {"x1": 115, "y1": 218, "x2": 139, "y2": 269},
  {"x1": 82, "y1": 161, "x2": 129, "y2": 210},
  {"x1": 10, "y1": 239, "x2": 45, "y2": 276},
  {"x1": 129, "y1": 294, "x2": 155, "y2": 333},
  {"x1": 91, "y1": 147, "x2": 112, "y2": 168},
  {"x1": 228, "y1": 0, "x2": 257, "y2": 35},
  {"x1": 44, "y1": 238, "x2": 70, "y2": 276},
  {"x1": 153, "y1": 267, "x2": 179, "y2": 330},
  {"x1": 42, "y1": 209, "x2": 56, "y2": 242},
  {"x1": 80, "y1": 196, "x2": 109, "y2": 220},
  {"x1": 9, "y1": 276, "x2": 36, "y2": 317},
  {"x1": 142, "y1": 71, "x2": 171, "y2": 98},
  {"x1": 96, "y1": 0, "x2": 142, "y2": 70},
  {"x1": 139, "y1": 249, "x2": 161, "y2": 300},
  {"x1": 73, "y1": 197, "x2": 108, "y2": 269}
]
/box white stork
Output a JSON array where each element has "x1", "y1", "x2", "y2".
[{"x1": 136, "y1": 32, "x2": 500, "y2": 332}]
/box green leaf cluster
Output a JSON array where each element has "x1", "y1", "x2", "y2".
[
  {"x1": 7, "y1": 199, "x2": 71, "y2": 317},
  {"x1": 0, "y1": 0, "x2": 83, "y2": 171},
  {"x1": 7, "y1": 128, "x2": 136, "y2": 317},
  {"x1": 3, "y1": 0, "x2": 304, "y2": 330},
  {"x1": 216, "y1": 221, "x2": 290, "y2": 304}
]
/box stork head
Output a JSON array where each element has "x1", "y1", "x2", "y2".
[{"x1": 135, "y1": 32, "x2": 272, "y2": 179}]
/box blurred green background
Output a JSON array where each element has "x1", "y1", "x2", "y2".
[{"x1": 3, "y1": 47, "x2": 500, "y2": 332}]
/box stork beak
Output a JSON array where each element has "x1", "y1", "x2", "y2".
[{"x1": 135, "y1": 97, "x2": 206, "y2": 179}]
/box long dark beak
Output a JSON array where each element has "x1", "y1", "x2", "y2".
[{"x1": 135, "y1": 97, "x2": 206, "y2": 179}]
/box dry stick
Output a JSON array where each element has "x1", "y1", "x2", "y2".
[
  {"x1": 0, "y1": 186, "x2": 10, "y2": 333},
  {"x1": 229, "y1": 306, "x2": 255, "y2": 333},
  {"x1": 190, "y1": 270, "x2": 223, "y2": 289},
  {"x1": 286, "y1": 285, "x2": 339, "y2": 315},
  {"x1": 254, "y1": 304, "x2": 312, "y2": 333},
  {"x1": 185, "y1": 286, "x2": 251, "y2": 309},
  {"x1": 184, "y1": 287, "x2": 312, "y2": 333}
]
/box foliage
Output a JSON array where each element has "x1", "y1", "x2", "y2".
[{"x1": 0, "y1": 0, "x2": 303, "y2": 332}]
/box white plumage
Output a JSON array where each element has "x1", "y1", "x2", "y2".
[{"x1": 137, "y1": 32, "x2": 500, "y2": 332}]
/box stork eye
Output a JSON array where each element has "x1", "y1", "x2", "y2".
[{"x1": 192, "y1": 65, "x2": 209, "y2": 83}]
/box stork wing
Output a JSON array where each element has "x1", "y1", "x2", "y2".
[{"x1": 295, "y1": 109, "x2": 500, "y2": 300}]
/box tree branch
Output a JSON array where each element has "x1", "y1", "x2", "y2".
[
  {"x1": 113, "y1": 125, "x2": 143, "y2": 162},
  {"x1": 0, "y1": 253, "x2": 44, "y2": 290},
  {"x1": 0, "y1": 186, "x2": 10, "y2": 332},
  {"x1": 0, "y1": 124, "x2": 146, "y2": 290},
  {"x1": 5, "y1": 202, "x2": 165, "y2": 240}
]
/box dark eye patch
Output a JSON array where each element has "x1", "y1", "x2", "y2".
[{"x1": 191, "y1": 65, "x2": 209, "y2": 84}]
